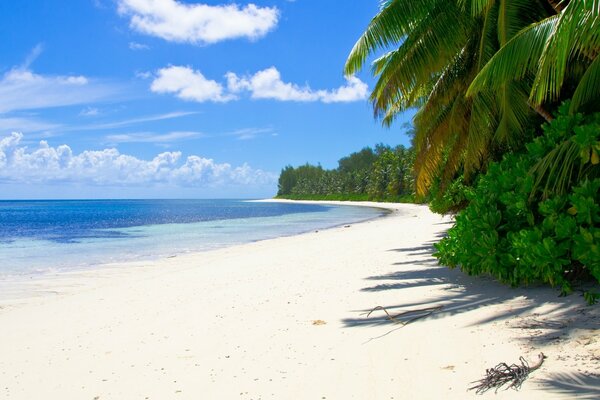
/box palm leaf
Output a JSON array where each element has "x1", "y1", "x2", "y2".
[
  {"x1": 570, "y1": 54, "x2": 600, "y2": 113},
  {"x1": 531, "y1": 0, "x2": 600, "y2": 104},
  {"x1": 530, "y1": 139, "x2": 581, "y2": 198},
  {"x1": 345, "y1": 0, "x2": 441, "y2": 75},
  {"x1": 467, "y1": 16, "x2": 559, "y2": 96}
]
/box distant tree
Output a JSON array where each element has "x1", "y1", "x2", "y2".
[
  {"x1": 276, "y1": 146, "x2": 415, "y2": 201},
  {"x1": 337, "y1": 147, "x2": 377, "y2": 174},
  {"x1": 277, "y1": 165, "x2": 297, "y2": 196}
]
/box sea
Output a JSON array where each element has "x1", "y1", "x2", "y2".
[{"x1": 0, "y1": 199, "x2": 385, "y2": 279}]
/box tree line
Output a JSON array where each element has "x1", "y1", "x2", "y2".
[{"x1": 277, "y1": 144, "x2": 415, "y2": 202}]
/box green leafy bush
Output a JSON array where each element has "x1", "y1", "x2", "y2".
[
  {"x1": 435, "y1": 104, "x2": 600, "y2": 294},
  {"x1": 428, "y1": 176, "x2": 473, "y2": 214}
]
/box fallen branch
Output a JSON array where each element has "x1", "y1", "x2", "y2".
[
  {"x1": 469, "y1": 353, "x2": 546, "y2": 394},
  {"x1": 365, "y1": 305, "x2": 444, "y2": 326}
]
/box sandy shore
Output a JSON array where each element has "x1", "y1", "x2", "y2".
[{"x1": 0, "y1": 201, "x2": 598, "y2": 399}]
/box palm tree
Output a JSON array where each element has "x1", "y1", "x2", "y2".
[
  {"x1": 345, "y1": 0, "x2": 574, "y2": 196},
  {"x1": 468, "y1": 0, "x2": 600, "y2": 196},
  {"x1": 469, "y1": 0, "x2": 600, "y2": 114}
]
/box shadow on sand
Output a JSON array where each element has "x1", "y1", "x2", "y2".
[
  {"x1": 538, "y1": 372, "x2": 600, "y2": 399},
  {"x1": 343, "y1": 242, "x2": 592, "y2": 333},
  {"x1": 342, "y1": 238, "x2": 600, "y2": 397}
]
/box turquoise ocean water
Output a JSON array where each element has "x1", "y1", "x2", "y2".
[{"x1": 0, "y1": 199, "x2": 384, "y2": 279}]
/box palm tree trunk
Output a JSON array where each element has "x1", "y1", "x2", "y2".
[
  {"x1": 530, "y1": 102, "x2": 554, "y2": 122},
  {"x1": 547, "y1": 0, "x2": 566, "y2": 13}
]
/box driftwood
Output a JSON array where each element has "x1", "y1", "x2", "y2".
[
  {"x1": 365, "y1": 305, "x2": 444, "y2": 326},
  {"x1": 360, "y1": 305, "x2": 444, "y2": 344},
  {"x1": 469, "y1": 353, "x2": 546, "y2": 394}
]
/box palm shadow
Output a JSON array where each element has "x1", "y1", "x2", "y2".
[
  {"x1": 343, "y1": 242, "x2": 595, "y2": 339},
  {"x1": 342, "y1": 238, "x2": 600, "y2": 397},
  {"x1": 537, "y1": 372, "x2": 600, "y2": 399}
]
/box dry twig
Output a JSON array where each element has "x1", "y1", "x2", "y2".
[
  {"x1": 468, "y1": 353, "x2": 546, "y2": 394},
  {"x1": 365, "y1": 305, "x2": 444, "y2": 326}
]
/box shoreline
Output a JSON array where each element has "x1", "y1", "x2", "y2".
[
  {"x1": 0, "y1": 200, "x2": 389, "y2": 304},
  {"x1": 0, "y1": 201, "x2": 598, "y2": 399}
]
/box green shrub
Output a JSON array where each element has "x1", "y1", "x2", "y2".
[
  {"x1": 435, "y1": 104, "x2": 600, "y2": 294},
  {"x1": 428, "y1": 176, "x2": 473, "y2": 214}
]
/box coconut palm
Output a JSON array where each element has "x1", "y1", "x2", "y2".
[
  {"x1": 468, "y1": 0, "x2": 600, "y2": 196},
  {"x1": 345, "y1": 0, "x2": 560, "y2": 196},
  {"x1": 469, "y1": 0, "x2": 600, "y2": 114}
]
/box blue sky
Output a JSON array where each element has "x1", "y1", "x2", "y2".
[{"x1": 0, "y1": 0, "x2": 412, "y2": 199}]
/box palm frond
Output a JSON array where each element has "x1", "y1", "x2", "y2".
[
  {"x1": 345, "y1": 0, "x2": 441, "y2": 75},
  {"x1": 497, "y1": 0, "x2": 547, "y2": 45},
  {"x1": 368, "y1": 2, "x2": 469, "y2": 117},
  {"x1": 570, "y1": 55, "x2": 600, "y2": 113},
  {"x1": 530, "y1": 1, "x2": 600, "y2": 104},
  {"x1": 477, "y1": 1, "x2": 500, "y2": 69},
  {"x1": 530, "y1": 139, "x2": 581, "y2": 198},
  {"x1": 464, "y1": 91, "x2": 497, "y2": 176},
  {"x1": 494, "y1": 80, "x2": 535, "y2": 145},
  {"x1": 467, "y1": 16, "x2": 559, "y2": 96},
  {"x1": 413, "y1": 101, "x2": 456, "y2": 195}
]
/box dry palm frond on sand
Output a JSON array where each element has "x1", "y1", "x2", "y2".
[{"x1": 469, "y1": 353, "x2": 546, "y2": 394}]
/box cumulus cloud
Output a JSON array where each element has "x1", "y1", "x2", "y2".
[
  {"x1": 227, "y1": 67, "x2": 368, "y2": 102},
  {"x1": 226, "y1": 67, "x2": 318, "y2": 101},
  {"x1": 318, "y1": 76, "x2": 370, "y2": 103},
  {"x1": 151, "y1": 66, "x2": 235, "y2": 102},
  {"x1": 0, "y1": 132, "x2": 276, "y2": 187},
  {"x1": 151, "y1": 66, "x2": 368, "y2": 104},
  {"x1": 117, "y1": 0, "x2": 279, "y2": 44}
]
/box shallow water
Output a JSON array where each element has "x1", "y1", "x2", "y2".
[{"x1": 0, "y1": 199, "x2": 384, "y2": 278}]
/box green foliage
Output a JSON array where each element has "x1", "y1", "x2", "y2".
[
  {"x1": 276, "y1": 145, "x2": 416, "y2": 202},
  {"x1": 277, "y1": 165, "x2": 297, "y2": 196},
  {"x1": 276, "y1": 193, "x2": 415, "y2": 203},
  {"x1": 584, "y1": 291, "x2": 600, "y2": 306},
  {"x1": 367, "y1": 146, "x2": 414, "y2": 200},
  {"x1": 428, "y1": 176, "x2": 473, "y2": 214},
  {"x1": 469, "y1": 1, "x2": 600, "y2": 111},
  {"x1": 345, "y1": 0, "x2": 553, "y2": 196},
  {"x1": 337, "y1": 147, "x2": 377, "y2": 174},
  {"x1": 435, "y1": 107, "x2": 600, "y2": 292}
]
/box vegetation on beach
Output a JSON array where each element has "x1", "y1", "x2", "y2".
[
  {"x1": 276, "y1": 144, "x2": 415, "y2": 202},
  {"x1": 338, "y1": 0, "x2": 600, "y2": 295},
  {"x1": 435, "y1": 105, "x2": 600, "y2": 294}
]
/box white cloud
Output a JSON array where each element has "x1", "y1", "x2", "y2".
[
  {"x1": 21, "y1": 43, "x2": 44, "y2": 70},
  {"x1": 129, "y1": 41, "x2": 150, "y2": 50},
  {"x1": 152, "y1": 65, "x2": 368, "y2": 104},
  {"x1": 79, "y1": 107, "x2": 100, "y2": 117},
  {"x1": 0, "y1": 132, "x2": 276, "y2": 187},
  {"x1": 225, "y1": 127, "x2": 276, "y2": 140},
  {"x1": 318, "y1": 75, "x2": 370, "y2": 103},
  {"x1": 227, "y1": 67, "x2": 369, "y2": 103},
  {"x1": 0, "y1": 116, "x2": 60, "y2": 133},
  {"x1": 135, "y1": 71, "x2": 153, "y2": 80},
  {"x1": 151, "y1": 66, "x2": 234, "y2": 103},
  {"x1": 117, "y1": 0, "x2": 279, "y2": 45},
  {"x1": 226, "y1": 67, "x2": 318, "y2": 101},
  {"x1": 72, "y1": 111, "x2": 199, "y2": 131},
  {"x1": 0, "y1": 67, "x2": 115, "y2": 114},
  {"x1": 105, "y1": 131, "x2": 204, "y2": 144}
]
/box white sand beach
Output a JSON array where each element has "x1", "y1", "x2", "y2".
[{"x1": 0, "y1": 201, "x2": 598, "y2": 399}]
